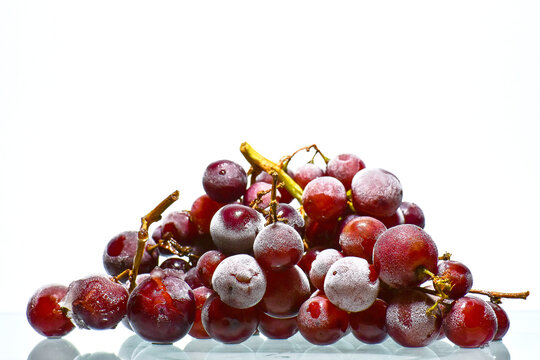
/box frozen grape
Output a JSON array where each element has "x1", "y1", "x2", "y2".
[
  {"x1": 202, "y1": 159, "x2": 247, "y2": 203},
  {"x1": 326, "y1": 153, "x2": 365, "y2": 190},
  {"x1": 27, "y1": 285, "x2": 74, "y2": 338},
  {"x1": 302, "y1": 176, "x2": 347, "y2": 223},
  {"x1": 351, "y1": 168, "x2": 403, "y2": 218},
  {"x1": 253, "y1": 222, "x2": 304, "y2": 272}
]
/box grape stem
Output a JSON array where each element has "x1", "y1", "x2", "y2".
[
  {"x1": 469, "y1": 289, "x2": 530, "y2": 303},
  {"x1": 129, "y1": 190, "x2": 180, "y2": 292},
  {"x1": 240, "y1": 142, "x2": 304, "y2": 202}
]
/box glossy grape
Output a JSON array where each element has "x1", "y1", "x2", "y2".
[
  {"x1": 258, "y1": 312, "x2": 298, "y2": 339},
  {"x1": 161, "y1": 211, "x2": 198, "y2": 246},
  {"x1": 103, "y1": 231, "x2": 159, "y2": 278},
  {"x1": 196, "y1": 250, "x2": 226, "y2": 288},
  {"x1": 27, "y1": 285, "x2": 74, "y2": 338},
  {"x1": 349, "y1": 298, "x2": 388, "y2": 344},
  {"x1": 188, "y1": 286, "x2": 214, "y2": 339},
  {"x1": 259, "y1": 265, "x2": 310, "y2": 319},
  {"x1": 160, "y1": 257, "x2": 191, "y2": 274},
  {"x1": 243, "y1": 181, "x2": 281, "y2": 210},
  {"x1": 443, "y1": 296, "x2": 497, "y2": 348},
  {"x1": 275, "y1": 203, "x2": 305, "y2": 237},
  {"x1": 400, "y1": 201, "x2": 425, "y2": 228},
  {"x1": 127, "y1": 268, "x2": 195, "y2": 343},
  {"x1": 488, "y1": 302, "x2": 510, "y2": 340},
  {"x1": 437, "y1": 260, "x2": 473, "y2": 299},
  {"x1": 297, "y1": 294, "x2": 349, "y2": 345},
  {"x1": 190, "y1": 194, "x2": 224, "y2": 235},
  {"x1": 201, "y1": 293, "x2": 258, "y2": 344},
  {"x1": 338, "y1": 216, "x2": 386, "y2": 263},
  {"x1": 202, "y1": 159, "x2": 247, "y2": 203}
]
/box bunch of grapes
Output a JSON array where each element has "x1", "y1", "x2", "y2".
[{"x1": 27, "y1": 142, "x2": 528, "y2": 350}]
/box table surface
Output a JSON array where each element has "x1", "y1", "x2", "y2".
[{"x1": 3, "y1": 310, "x2": 538, "y2": 360}]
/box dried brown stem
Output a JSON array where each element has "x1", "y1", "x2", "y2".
[
  {"x1": 129, "y1": 190, "x2": 179, "y2": 292},
  {"x1": 469, "y1": 289, "x2": 530, "y2": 303}
]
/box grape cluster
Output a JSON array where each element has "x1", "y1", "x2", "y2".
[{"x1": 27, "y1": 142, "x2": 526, "y2": 350}]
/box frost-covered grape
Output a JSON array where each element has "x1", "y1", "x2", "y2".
[
  {"x1": 351, "y1": 168, "x2": 403, "y2": 218},
  {"x1": 326, "y1": 153, "x2": 365, "y2": 190},
  {"x1": 309, "y1": 249, "x2": 343, "y2": 290},
  {"x1": 302, "y1": 176, "x2": 347, "y2": 223},
  {"x1": 349, "y1": 298, "x2": 388, "y2": 344},
  {"x1": 253, "y1": 222, "x2": 304, "y2": 272},
  {"x1": 338, "y1": 216, "x2": 386, "y2": 263},
  {"x1": 386, "y1": 289, "x2": 442, "y2": 347},
  {"x1": 243, "y1": 181, "x2": 281, "y2": 210},
  {"x1": 297, "y1": 294, "x2": 349, "y2": 345},
  {"x1": 211, "y1": 254, "x2": 267, "y2": 309},
  {"x1": 103, "y1": 231, "x2": 159, "y2": 278},
  {"x1": 437, "y1": 260, "x2": 473, "y2": 299},
  {"x1": 324, "y1": 257, "x2": 379, "y2": 312},
  {"x1": 63, "y1": 275, "x2": 128, "y2": 330},
  {"x1": 209, "y1": 204, "x2": 265, "y2": 255}
]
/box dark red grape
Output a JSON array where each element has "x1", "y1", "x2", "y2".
[
  {"x1": 161, "y1": 211, "x2": 198, "y2": 246},
  {"x1": 309, "y1": 249, "x2": 343, "y2": 290},
  {"x1": 326, "y1": 153, "x2": 365, "y2": 190},
  {"x1": 259, "y1": 265, "x2": 310, "y2": 319},
  {"x1": 27, "y1": 285, "x2": 74, "y2": 337},
  {"x1": 275, "y1": 203, "x2": 305, "y2": 237},
  {"x1": 184, "y1": 267, "x2": 204, "y2": 290},
  {"x1": 196, "y1": 250, "x2": 226, "y2": 288},
  {"x1": 243, "y1": 181, "x2": 281, "y2": 210},
  {"x1": 103, "y1": 231, "x2": 159, "y2": 278},
  {"x1": 338, "y1": 216, "x2": 386, "y2": 263},
  {"x1": 437, "y1": 260, "x2": 473, "y2": 299},
  {"x1": 63, "y1": 275, "x2": 128, "y2": 330},
  {"x1": 202, "y1": 159, "x2": 247, "y2": 203},
  {"x1": 443, "y1": 296, "x2": 497, "y2": 348},
  {"x1": 201, "y1": 293, "x2": 258, "y2": 344},
  {"x1": 386, "y1": 289, "x2": 442, "y2": 347},
  {"x1": 376, "y1": 208, "x2": 404, "y2": 229},
  {"x1": 297, "y1": 247, "x2": 323, "y2": 277},
  {"x1": 258, "y1": 312, "x2": 298, "y2": 339},
  {"x1": 302, "y1": 177, "x2": 347, "y2": 223},
  {"x1": 160, "y1": 257, "x2": 191, "y2": 274},
  {"x1": 351, "y1": 168, "x2": 403, "y2": 218},
  {"x1": 304, "y1": 216, "x2": 341, "y2": 248},
  {"x1": 349, "y1": 298, "x2": 388, "y2": 344},
  {"x1": 209, "y1": 204, "x2": 265, "y2": 255},
  {"x1": 127, "y1": 268, "x2": 195, "y2": 343},
  {"x1": 293, "y1": 163, "x2": 324, "y2": 189},
  {"x1": 324, "y1": 257, "x2": 379, "y2": 312},
  {"x1": 190, "y1": 194, "x2": 224, "y2": 235},
  {"x1": 253, "y1": 222, "x2": 304, "y2": 272},
  {"x1": 373, "y1": 224, "x2": 438, "y2": 288},
  {"x1": 189, "y1": 286, "x2": 214, "y2": 339},
  {"x1": 211, "y1": 254, "x2": 267, "y2": 309},
  {"x1": 400, "y1": 201, "x2": 425, "y2": 228},
  {"x1": 297, "y1": 294, "x2": 349, "y2": 345},
  {"x1": 488, "y1": 302, "x2": 510, "y2": 340}
]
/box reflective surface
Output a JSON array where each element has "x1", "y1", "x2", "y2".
[{"x1": 4, "y1": 311, "x2": 538, "y2": 360}]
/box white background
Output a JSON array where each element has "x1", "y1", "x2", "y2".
[{"x1": 1, "y1": 0, "x2": 539, "y2": 316}]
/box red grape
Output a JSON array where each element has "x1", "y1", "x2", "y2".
[
  {"x1": 400, "y1": 201, "x2": 425, "y2": 228},
  {"x1": 437, "y1": 260, "x2": 473, "y2": 299},
  {"x1": 324, "y1": 257, "x2": 379, "y2": 312},
  {"x1": 302, "y1": 177, "x2": 347, "y2": 223},
  {"x1": 338, "y1": 216, "x2": 386, "y2": 263},
  {"x1": 351, "y1": 168, "x2": 403, "y2": 218},
  {"x1": 127, "y1": 268, "x2": 195, "y2": 343},
  {"x1": 103, "y1": 231, "x2": 159, "y2": 278},
  {"x1": 253, "y1": 222, "x2": 304, "y2": 272},
  {"x1": 209, "y1": 203, "x2": 265, "y2": 254},
  {"x1": 161, "y1": 211, "x2": 198, "y2": 246},
  {"x1": 196, "y1": 249, "x2": 226, "y2": 288},
  {"x1": 373, "y1": 224, "x2": 438, "y2": 288},
  {"x1": 243, "y1": 181, "x2": 281, "y2": 210},
  {"x1": 202, "y1": 159, "x2": 247, "y2": 203},
  {"x1": 297, "y1": 294, "x2": 349, "y2": 345},
  {"x1": 190, "y1": 194, "x2": 224, "y2": 235},
  {"x1": 488, "y1": 302, "x2": 510, "y2": 340},
  {"x1": 63, "y1": 275, "x2": 128, "y2": 330},
  {"x1": 259, "y1": 265, "x2": 310, "y2": 318},
  {"x1": 386, "y1": 289, "x2": 442, "y2": 347},
  {"x1": 293, "y1": 163, "x2": 324, "y2": 189},
  {"x1": 443, "y1": 296, "x2": 497, "y2": 348},
  {"x1": 211, "y1": 254, "x2": 267, "y2": 309},
  {"x1": 160, "y1": 257, "x2": 191, "y2": 274},
  {"x1": 201, "y1": 293, "x2": 258, "y2": 344},
  {"x1": 326, "y1": 153, "x2": 365, "y2": 190},
  {"x1": 27, "y1": 285, "x2": 74, "y2": 338},
  {"x1": 258, "y1": 312, "x2": 298, "y2": 339},
  {"x1": 349, "y1": 298, "x2": 388, "y2": 344},
  {"x1": 189, "y1": 286, "x2": 214, "y2": 339},
  {"x1": 309, "y1": 248, "x2": 343, "y2": 291}
]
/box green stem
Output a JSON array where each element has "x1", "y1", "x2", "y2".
[{"x1": 240, "y1": 142, "x2": 304, "y2": 202}]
